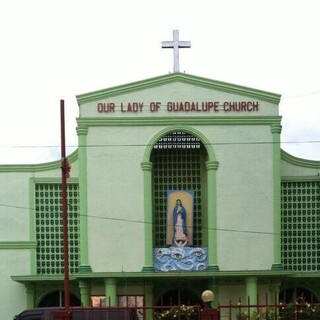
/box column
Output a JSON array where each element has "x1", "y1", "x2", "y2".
[
  {"x1": 77, "y1": 126, "x2": 92, "y2": 273},
  {"x1": 104, "y1": 278, "x2": 117, "y2": 307},
  {"x1": 207, "y1": 277, "x2": 220, "y2": 309},
  {"x1": 79, "y1": 280, "x2": 91, "y2": 307},
  {"x1": 245, "y1": 276, "x2": 258, "y2": 311},
  {"x1": 25, "y1": 284, "x2": 35, "y2": 309},
  {"x1": 206, "y1": 160, "x2": 219, "y2": 271},
  {"x1": 269, "y1": 281, "x2": 281, "y2": 304},
  {"x1": 144, "y1": 280, "x2": 154, "y2": 320},
  {"x1": 207, "y1": 278, "x2": 219, "y2": 308},
  {"x1": 271, "y1": 124, "x2": 283, "y2": 270},
  {"x1": 141, "y1": 161, "x2": 154, "y2": 272}
]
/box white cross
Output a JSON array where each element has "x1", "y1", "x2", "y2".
[{"x1": 161, "y1": 30, "x2": 191, "y2": 72}]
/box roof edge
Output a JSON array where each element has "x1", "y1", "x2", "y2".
[
  {"x1": 76, "y1": 73, "x2": 282, "y2": 105},
  {"x1": 281, "y1": 149, "x2": 320, "y2": 168},
  {"x1": 0, "y1": 149, "x2": 78, "y2": 172}
]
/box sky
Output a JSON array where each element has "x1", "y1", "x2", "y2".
[{"x1": 0, "y1": 0, "x2": 319, "y2": 164}]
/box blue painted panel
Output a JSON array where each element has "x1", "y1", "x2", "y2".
[{"x1": 153, "y1": 247, "x2": 208, "y2": 272}]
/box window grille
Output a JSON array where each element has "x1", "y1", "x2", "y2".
[
  {"x1": 281, "y1": 181, "x2": 320, "y2": 271},
  {"x1": 35, "y1": 183, "x2": 80, "y2": 274},
  {"x1": 152, "y1": 132, "x2": 206, "y2": 247}
]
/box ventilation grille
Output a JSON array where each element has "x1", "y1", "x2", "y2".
[
  {"x1": 35, "y1": 183, "x2": 80, "y2": 274},
  {"x1": 281, "y1": 181, "x2": 320, "y2": 271}
]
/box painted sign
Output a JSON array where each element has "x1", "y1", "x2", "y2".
[{"x1": 96, "y1": 101, "x2": 259, "y2": 113}]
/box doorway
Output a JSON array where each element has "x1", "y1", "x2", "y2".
[
  {"x1": 37, "y1": 290, "x2": 81, "y2": 307},
  {"x1": 156, "y1": 288, "x2": 201, "y2": 306}
]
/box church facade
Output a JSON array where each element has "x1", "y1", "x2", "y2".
[{"x1": 1, "y1": 72, "x2": 320, "y2": 319}]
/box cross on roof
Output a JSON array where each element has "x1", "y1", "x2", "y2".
[{"x1": 161, "y1": 30, "x2": 191, "y2": 73}]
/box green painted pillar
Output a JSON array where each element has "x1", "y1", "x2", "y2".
[
  {"x1": 76, "y1": 126, "x2": 92, "y2": 273},
  {"x1": 271, "y1": 123, "x2": 283, "y2": 271},
  {"x1": 141, "y1": 161, "x2": 154, "y2": 272},
  {"x1": 79, "y1": 280, "x2": 91, "y2": 307},
  {"x1": 104, "y1": 278, "x2": 117, "y2": 307},
  {"x1": 206, "y1": 160, "x2": 219, "y2": 271},
  {"x1": 25, "y1": 284, "x2": 35, "y2": 309},
  {"x1": 211, "y1": 280, "x2": 219, "y2": 308},
  {"x1": 269, "y1": 281, "x2": 281, "y2": 304},
  {"x1": 144, "y1": 280, "x2": 154, "y2": 320},
  {"x1": 205, "y1": 278, "x2": 219, "y2": 308},
  {"x1": 245, "y1": 276, "x2": 258, "y2": 308}
]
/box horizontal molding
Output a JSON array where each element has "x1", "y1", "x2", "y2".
[
  {"x1": 30, "y1": 177, "x2": 79, "y2": 183},
  {"x1": 77, "y1": 116, "x2": 281, "y2": 127},
  {"x1": 282, "y1": 176, "x2": 320, "y2": 182},
  {"x1": 0, "y1": 241, "x2": 37, "y2": 250}
]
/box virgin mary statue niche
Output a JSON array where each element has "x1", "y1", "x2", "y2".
[{"x1": 166, "y1": 190, "x2": 194, "y2": 247}]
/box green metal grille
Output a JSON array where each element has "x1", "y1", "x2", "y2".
[
  {"x1": 35, "y1": 183, "x2": 80, "y2": 274},
  {"x1": 152, "y1": 131, "x2": 207, "y2": 247},
  {"x1": 281, "y1": 181, "x2": 320, "y2": 271}
]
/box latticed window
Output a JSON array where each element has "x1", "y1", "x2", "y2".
[
  {"x1": 152, "y1": 131, "x2": 207, "y2": 247},
  {"x1": 281, "y1": 180, "x2": 320, "y2": 271},
  {"x1": 35, "y1": 183, "x2": 80, "y2": 274}
]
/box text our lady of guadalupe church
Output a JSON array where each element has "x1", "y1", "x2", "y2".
[
  {"x1": 97, "y1": 100, "x2": 260, "y2": 113},
  {"x1": 1, "y1": 29, "x2": 320, "y2": 320}
]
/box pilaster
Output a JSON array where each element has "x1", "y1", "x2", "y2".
[
  {"x1": 76, "y1": 126, "x2": 92, "y2": 272},
  {"x1": 270, "y1": 124, "x2": 283, "y2": 271},
  {"x1": 206, "y1": 160, "x2": 219, "y2": 271},
  {"x1": 141, "y1": 161, "x2": 154, "y2": 272}
]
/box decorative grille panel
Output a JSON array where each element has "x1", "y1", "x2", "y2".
[
  {"x1": 35, "y1": 183, "x2": 80, "y2": 274},
  {"x1": 152, "y1": 132, "x2": 206, "y2": 247},
  {"x1": 281, "y1": 181, "x2": 320, "y2": 271}
]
